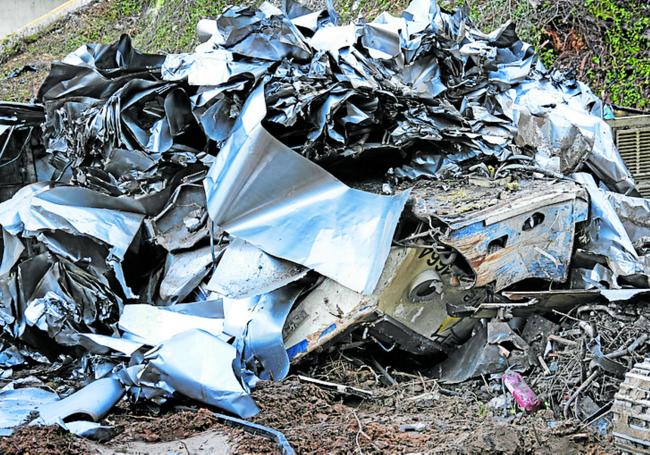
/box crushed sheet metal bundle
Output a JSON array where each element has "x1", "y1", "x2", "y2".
[{"x1": 0, "y1": 0, "x2": 649, "y2": 447}]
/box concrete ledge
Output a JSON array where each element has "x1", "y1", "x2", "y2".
[{"x1": 1, "y1": 0, "x2": 95, "y2": 48}]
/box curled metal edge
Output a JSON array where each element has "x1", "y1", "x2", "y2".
[
  {"x1": 36, "y1": 377, "x2": 125, "y2": 425},
  {"x1": 211, "y1": 411, "x2": 295, "y2": 455},
  {"x1": 204, "y1": 84, "x2": 409, "y2": 294},
  {"x1": 224, "y1": 284, "x2": 303, "y2": 381},
  {"x1": 146, "y1": 329, "x2": 259, "y2": 418}
]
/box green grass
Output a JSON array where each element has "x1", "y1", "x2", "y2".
[
  {"x1": 585, "y1": 0, "x2": 650, "y2": 108},
  {"x1": 0, "y1": 0, "x2": 145, "y2": 65},
  {"x1": 133, "y1": 0, "x2": 230, "y2": 53}
]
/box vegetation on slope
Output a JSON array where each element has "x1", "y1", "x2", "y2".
[{"x1": 465, "y1": 0, "x2": 650, "y2": 108}]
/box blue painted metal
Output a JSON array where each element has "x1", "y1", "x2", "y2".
[{"x1": 442, "y1": 189, "x2": 589, "y2": 290}]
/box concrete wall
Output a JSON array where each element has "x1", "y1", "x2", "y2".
[{"x1": 0, "y1": 0, "x2": 69, "y2": 39}]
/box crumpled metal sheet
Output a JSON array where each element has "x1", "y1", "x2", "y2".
[
  {"x1": 207, "y1": 238, "x2": 308, "y2": 299},
  {"x1": 36, "y1": 35, "x2": 206, "y2": 214},
  {"x1": 571, "y1": 264, "x2": 618, "y2": 290},
  {"x1": 0, "y1": 183, "x2": 144, "y2": 261},
  {"x1": 0, "y1": 183, "x2": 145, "y2": 301},
  {"x1": 514, "y1": 97, "x2": 594, "y2": 174},
  {"x1": 433, "y1": 320, "x2": 529, "y2": 384},
  {"x1": 145, "y1": 173, "x2": 209, "y2": 252},
  {"x1": 0, "y1": 387, "x2": 59, "y2": 436},
  {"x1": 1, "y1": 0, "x2": 649, "y2": 435},
  {"x1": 204, "y1": 85, "x2": 409, "y2": 294},
  {"x1": 145, "y1": 329, "x2": 259, "y2": 418},
  {"x1": 36, "y1": 377, "x2": 125, "y2": 425},
  {"x1": 157, "y1": 245, "x2": 215, "y2": 304},
  {"x1": 224, "y1": 284, "x2": 304, "y2": 382},
  {"x1": 0, "y1": 342, "x2": 25, "y2": 369},
  {"x1": 3, "y1": 253, "x2": 123, "y2": 346},
  {"x1": 510, "y1": 85, "x2": 635, "y2": 193},
  {"x1": 573, "y1": 173, "x2": 643, "y2": 277},
  {"x1": 118, "y1": 303, "x2": 224, "y2": 346},
  {"x1": 39, "y1": 34, "x2": 164, "y2": 102},
  {"x1": 605, "y1": 191, "x2": 650, "y2": 246}
]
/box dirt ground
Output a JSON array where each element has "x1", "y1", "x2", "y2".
[{"x1": 0, "y1": 356, "x2": 614, "y2": 454}]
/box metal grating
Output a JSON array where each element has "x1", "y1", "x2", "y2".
[
  {"x1": 612, "y1": 359, "x2": 650, "y2": 454},
  {"x1": 610, "y1": 116, "x2": 650, "y2": 198},
  {"x1": 617, "y1": 128, "x2": 650, "y2": 197}
]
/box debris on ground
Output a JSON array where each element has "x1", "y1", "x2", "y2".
[{"x1": 0, "y1": 0, "x2": 649, "y2": 453}]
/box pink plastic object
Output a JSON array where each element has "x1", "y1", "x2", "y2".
[{"x1": 502, "y1": 372, "x2": 541, "y2": 412}]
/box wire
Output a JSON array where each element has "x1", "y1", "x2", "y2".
[{"x1": 0, "y1": 125, "x2": 16, "y2": 163}]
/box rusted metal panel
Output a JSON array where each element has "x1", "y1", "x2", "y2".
[{"x1": 410, "y1": 180, "x2": 589, "y2": 290}]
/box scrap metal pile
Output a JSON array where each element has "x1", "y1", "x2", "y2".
[{"x1": 1, "y1": 0, "x2": 650, "y2": 448}]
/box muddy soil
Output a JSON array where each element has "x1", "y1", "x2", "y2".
[
  {"x1": 232, "y1": 373, "x2": 612, "y2": 454},
  {"x1": 0, "y1": 425, "x2": 88, "y2": 455},
  {"x1": 0, "y1": 363, "x2": 614, "y2": 454}
]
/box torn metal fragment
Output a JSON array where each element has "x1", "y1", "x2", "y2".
[
  {"x1": 433, "y1": 320, "x2": 529, "y2": 384},
  {"x1": 0, "y1": 388, "x2": 59, "y2": 436},
  {"x1": 146, "y1": 329, "x2": 259, "y2": 418},
  {"x1": 588, "y1": 336, "x2": 627, "y2": 378},
  {"x1": 207, "y1": 238, "x2": 308, "y2": 299},
  {"x1": 225, "y1": 284, "x2": 304, "y2": 381},
  {"x1": 37, "y1": 377, "x2": 125, "y2": 425},
  {"x1": 118, "y1": 303, "x2": 224, "y2": 346},
  {"x1": 205, "y1": 85, "x2": 409, "y2": 294},
  {"x1": 212, "y1": 412, "x2": 295, "y2": 455}
]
